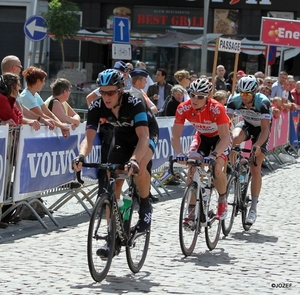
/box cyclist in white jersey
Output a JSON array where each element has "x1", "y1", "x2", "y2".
[{"x1": 226, "y1": 76, "x2": 272, "y2": 226}]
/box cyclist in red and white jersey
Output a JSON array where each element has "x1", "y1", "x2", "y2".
[{"x1": 171, "y1": 78, "x2": 232, "y2": 220}]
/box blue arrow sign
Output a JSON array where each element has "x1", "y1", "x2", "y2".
[
  {"x1": 113, "y1": 16, "x2": 130, "y2": 44},
  {"x1": 24, "y1": 15, "x2": 48, "y2": 42}
]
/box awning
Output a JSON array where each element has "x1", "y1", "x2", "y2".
[{"x1": 49, "y1": 30, "x2": 300, "y2": 60}]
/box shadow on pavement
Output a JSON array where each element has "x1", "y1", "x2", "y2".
[{"x1": 224, "y1": 229, "x2": 279, "y2": 244}]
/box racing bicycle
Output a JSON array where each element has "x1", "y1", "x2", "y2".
[
  {"x1": 169, "y1": 155, "x2": 221, "y2": 256},
  {"x1": 222, "y1": 145, "x2": 256, "y2": 235},
  {"x1": 76, "y1": 162, "x2": 150, "y2": 282}
]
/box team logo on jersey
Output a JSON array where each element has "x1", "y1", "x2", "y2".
[
  {"x1": 177, "y1": 104, "x2": 192, "y2": 115},
  {"x1": 209, "y1": 104, "x2": 221, "y2": 115},
  {"x1": 128, "y1": 96, "x2": 142, "y2": 106},
  {"x1": 89, "y1": 99, "x2": 101, "y2": 110}
]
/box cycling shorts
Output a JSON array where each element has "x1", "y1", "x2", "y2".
[{"x1": 234, "y1": 120, "x2": 270, "y2": 155}]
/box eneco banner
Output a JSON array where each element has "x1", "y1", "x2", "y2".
[
  {"x1": 260, "y1": 17, "x2": 300, "y2": 47},
  {"x1": 0, "y1": 125, "x2": 8, "y2": 202}
]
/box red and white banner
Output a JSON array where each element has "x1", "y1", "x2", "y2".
[{"x1": 260, "y1": 17, "x2": 300, "y2": 47}]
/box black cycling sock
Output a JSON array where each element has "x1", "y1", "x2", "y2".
[{"x1": 140, "y1": 196, "x2": 151, "y2": 207}]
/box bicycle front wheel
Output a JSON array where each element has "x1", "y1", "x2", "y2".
[
  {"x1": 241, "y1": 174, "x2": 252, "y2": 231},
  {"x1": 222, "y1": 175, "x2": 238, "y2": 236},
  {"x1": 87, "y1": 193, "x2": 116, "y2": 282},
  {"x1": 126, "y1": 197, "x2": 150, "y2": 273},
  {"x1": 205, "y1": 187, "x2": 221, "y2": 250},
  {"x1": 179, "y1": 182, "x2": 199, "y2": 256}
]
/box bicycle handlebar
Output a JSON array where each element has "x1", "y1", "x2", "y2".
[
  {"x1": 231, "y1": 145, "x2": 257, "y2": 167},
  {"x1": 168, "y1": 155, "x2": 217, "y2": 179},
  {"x1": 75, "y1": 162, "x2": 120, "y2": 185}
]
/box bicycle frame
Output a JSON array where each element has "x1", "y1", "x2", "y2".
[{"x1": 186, "y1": 160, "x2": 214, "y2": 229}]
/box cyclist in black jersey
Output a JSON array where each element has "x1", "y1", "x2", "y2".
[
  {"x1": 227, "y1": 75, "x2": 272, "y2": 226},
  {"x1": 73, "y1": 69, "x2": 159, "y2": 257}
]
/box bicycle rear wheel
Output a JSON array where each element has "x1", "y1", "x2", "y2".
[
  {"x1": 87, "y1": 193, "x2": 116, "y2": 282},
  {"x1": 222, "y1": 175, "x2": 238, "y2": 236},
  {"x1": 205, "y1": 187, "x2": 221, "y2": 250},
  {"x1": 241, "y1": 174, "x2": 252, "y2": 231},
  {"x1": 179, "y1": 182, "x2": 199, "y2": 256},
  {"x1": 126, "y1": 197, "x2": 150, "y2": 273}
]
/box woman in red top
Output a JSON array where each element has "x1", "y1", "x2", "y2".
[
  {"x1": 171, "y1": 78, "x2": 232, "y2": 221},
  {"x1": 0, "y1": 73, "x2": 40, "y2": 130}
]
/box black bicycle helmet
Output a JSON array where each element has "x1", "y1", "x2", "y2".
[
  {"x1": 237, "y1": 75, "x2": 258, "y2": 93},
  {"x1": 96, "y1": 69, "x2": 124, "y2": 88},
  {"x1": 189, "y1": 78, "x2": 213, "y2": 94}
]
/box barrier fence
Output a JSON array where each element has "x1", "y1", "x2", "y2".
[{"x1": 0, "y1": 111, "x2": 298, "y2": 228}]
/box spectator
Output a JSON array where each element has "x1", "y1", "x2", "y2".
[
  {"x1": 135, "y1": 61, "x2": 154, "y2": 92},
  {"x1": 270, "y1": 97, "x2": 282, "y2": 119},
  {"x1": 0, "y1": 73, "x2": 40, "y2": 130},
  {"x1": 281, "y1": 79, "x2": 297, "y2": 112},
  {"x1": 0, "y1": 73, "x2": 39, "y2": 227},
  {"x1": 189, "y1": 70, "x2": 198, "y2": 82},
  {"x1": 213, "y1": 90, "x2": 228, "y2": 106},
  {"x1": 288, "y1": 77, "x2": 296, "y2": 93},
  {"x1": 20, "y1": 66, "x2": 70, "y2": 137},
  {"x1": 237, "y1": 70, "x2": 246, "y2": 81},
  {"x1": 256, "y1": 78, "x2": 264, "y2": 89},
  {"x1": 174, "y1": 69, "x2": 190, "y2": 101},
  {"x1": 258, "y1": 85, "x2": 271, "y2": 99},
  {"x1": 45, "y1": 78, "x2": 81, "y2": 130},
  {"x1": 126, "y1": 62, "x2": 133, "y2": 71},
  {"x1": 129, "y1": 68, "x2": 158, "y2": 115},
  {"x1": 215, "y1": 65, "x2": 227, "y2": 91},
  {"x1": 1, "y1": 55, "x2": 55, "y2": 129},
  {"x1": 113, "y1": 60, "x2": 131, "y2": 90},
  {"x1": 291, "y1": 80, "x2": 300, "y2": 107},
  {"x1": 147, "y1": 68, "x2": 172, "y2": 110},
  {"x1": 160, "y1": 84, "x2": 186, "y2": 116},
  {"x1": 254, "y1": 71, "x2": 265, "y2": 79},
  {"x1": 263, "y1": 76, "x2": 274, "y2": 87},
  {"x1": 226, "y1": 72, "x2": 235, "y2": 93},
  {"x1": 271, "y1": 71, "x2": 288, "y2": 98}
]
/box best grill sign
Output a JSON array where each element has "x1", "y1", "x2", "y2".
[{"x1": 218, "y1": 38, "x2": 241, "y2": 53}]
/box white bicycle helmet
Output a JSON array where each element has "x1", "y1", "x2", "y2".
[
  {"x1": 189, "y1": 78, "x2": 213, "y2": 94},
  {"x1": 237, "y1": 75, "x2": 258, "y2": 93}
]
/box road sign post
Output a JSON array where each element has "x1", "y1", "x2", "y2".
[{"x1": 24, "y1": 15, "x2": 48, "y2": 42}]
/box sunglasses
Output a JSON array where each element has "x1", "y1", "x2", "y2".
[
  {"x1": 190, "y1": 93, "x2": 207, "y2": 100},
  {"x1": 100, "y1": 89, "x2": 120, "y2": 97},
  {"x1": 240, "y1": 92, "x2": 252, "y2": 97}
]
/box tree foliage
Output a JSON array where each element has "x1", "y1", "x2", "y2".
[{"x1": 42, "y1": 0, "x2": 80, "y2": 69}]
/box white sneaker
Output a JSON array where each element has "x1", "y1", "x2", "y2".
[{"x1": 245, "y1": 210, "x2": 257, "y2": 225}]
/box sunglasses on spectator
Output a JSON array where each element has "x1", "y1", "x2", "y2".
[
  {"x1": 240, "y1": 92, "x2": 252, "y2": 97},
  {"x1": 190, "y1": 93, "x2": 207, "y2": 100},
  {"x1": 100, "y1": 89, "x2": 120, "y2": 97}
]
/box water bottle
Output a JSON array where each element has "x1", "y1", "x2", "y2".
[
  {"x1": 239, "y1": 174, "x2": 245, "y2": 183},
  {"x1": 118, "y1": 196, "x2": 132, "y2": 221}
]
